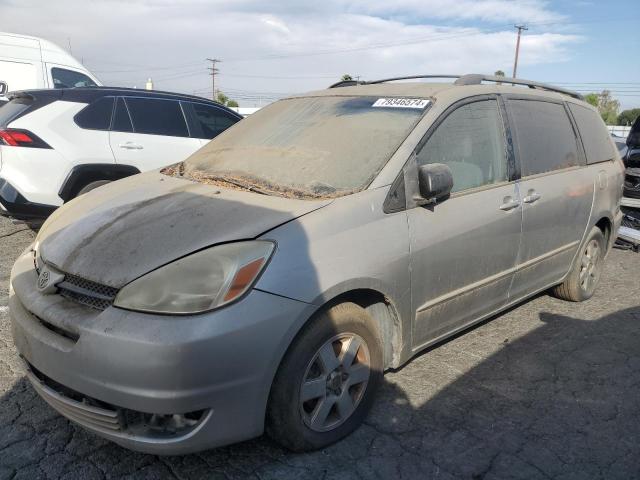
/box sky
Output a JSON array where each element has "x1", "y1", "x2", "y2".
[{"x1": 1, "y1": 0, "x2": 639, "y2": 110}]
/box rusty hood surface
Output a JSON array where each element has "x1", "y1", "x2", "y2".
[{"x1": 37, "y1": 172, "x2": 330, "y2": 288}]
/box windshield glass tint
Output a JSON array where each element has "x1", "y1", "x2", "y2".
[{"x1": 184, "y1": 96, "x2": 428, "y2": 198}]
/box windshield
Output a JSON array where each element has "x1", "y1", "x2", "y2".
[{"x1": 182, "y1": 95, "x2": 429, "y2": 198}]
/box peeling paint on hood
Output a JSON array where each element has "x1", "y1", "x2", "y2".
[{"x1": 37, "y1": 172, "x2": 330, "y2": 288}]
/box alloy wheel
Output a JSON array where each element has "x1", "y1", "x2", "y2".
[
  {"x1": 579, "y1": 239, "x2": 601, "y2": 292},
  {"x1": 299, "y1": 333, "x2": 371, "y2": 432}
]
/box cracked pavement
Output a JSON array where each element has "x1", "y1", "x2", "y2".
[{"x1": 1, "y1": 215, "x2": 639, "y2": 479}]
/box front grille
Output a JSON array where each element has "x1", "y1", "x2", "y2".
[{"x1": 57, "y1": 273, "x2": 119, "y2": 311}]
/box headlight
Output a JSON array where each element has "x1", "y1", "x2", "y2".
[{"x1": 113, "y1": 241, "x2": 275, "y2": 314}]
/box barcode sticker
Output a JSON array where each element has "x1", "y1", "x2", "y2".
[{"x1": 372, "y1": 98, "x2": 430, "y2": 109}]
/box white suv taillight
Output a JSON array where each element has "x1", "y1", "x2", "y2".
[{"x1": 0, "y1": 129, "x2": 51, "y2": 148}]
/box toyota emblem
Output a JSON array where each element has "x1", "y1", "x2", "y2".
[{"x1": 38, "y1": 270, "x2": 50, "y2": 290}]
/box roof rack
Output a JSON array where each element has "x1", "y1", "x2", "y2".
[
  {"x1": 453, "y1": 74, "x2": 583, "y2": 99},
  {"x1": 328, "y1": 74, "x2": 583, "y2": 100}
]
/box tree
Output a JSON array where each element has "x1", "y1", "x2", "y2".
[
  {"x1": 584, "y1": 93, "x2": 599, "y2": 108},
  {"x1": 341, "y1": 74, "x2": 353, "y2": 81},
  {"x1": 216, "y1": 91, "x2": 229, "y2": 105},
  {"x1": 584, "y1": 90, "x2": 620, "y2": 125},
  {"x1": 494, "y1": 70, "x2": 505, "y2": 77},
  {"x1": 598, "y1": 90, "x2": 620, "y2": 125},
  {"x1": 617, "y1": 108, "x2": 640, "y2": 126},
  {"x1": 215, "y1": 91, "x2": 238, "y2": 108}
]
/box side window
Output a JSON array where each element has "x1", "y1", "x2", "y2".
[
  {"x1": 51, "y1": 68, "x2": 98, "y2": 88},
  {"x1": 567, "y1": 103, "x2": 614, "y2": 164},
  {"x1": 74, "y1": 97, "x2": 114, "y2": 130},
  {"x1": 124, "y1": 98, "x2": 189, "y2": 137},
  {"x1": 185, "y1": 102, "x2": 239, "y2": 139},
  {"x1": 112, "y1": 97, "x2": 133, "y2": 132},
  {"x1": 509, "y1": 100, "x2": 580, "y2": 176},
  {"x1": 416, "y1": 99, "x2": 508, "y2": 193}
]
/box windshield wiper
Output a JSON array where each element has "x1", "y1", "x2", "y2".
[{"x1": 201, "y1": 174, "x2": 270, "y2": 195}]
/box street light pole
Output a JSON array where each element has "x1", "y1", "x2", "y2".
[{"x1": 512, "y1": 25, "x2": 528, "y2": 79}]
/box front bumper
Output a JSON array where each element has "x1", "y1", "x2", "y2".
[
  {"x1": 9, "y1": 249, "x2": 316, "y2": 454},
  {"x1": 0, "y1": 178, "x2": 57, "y2": 219}
]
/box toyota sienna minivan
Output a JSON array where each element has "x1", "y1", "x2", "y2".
[{"x1": 9, "y1": 74, "x2": 624, "y2": 454}]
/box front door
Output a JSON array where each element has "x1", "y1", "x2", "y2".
[{"x1": 408, "y1": 97, "x2": 522, "y2": 349}]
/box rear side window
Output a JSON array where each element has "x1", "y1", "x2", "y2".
[
  {"x1": 568, "y1": 103, "x2": 614, "y2": 164},
  {"x1": 509, "y1": 100, "x2": 580, "y2": 176},
  {"x1": 51, "y1": 68, "x2": 98, "y2": 88},
  {"x1": 184, "y1": 102, "x2": 239, "y2": 139},
  {"x1": 112, "y1": 97, "x2": 133, "y2": 132},
  {"x1": 74, "y1": 97, "x2": 114, "y2": 130},
  {"x1": 416, "y1": 99, "x2": 508, "y2": 193},
  {"x1": 124, "y1": 98, "x2": 189, "y2": 137}
]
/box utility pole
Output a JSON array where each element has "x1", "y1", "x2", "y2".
[
  {"x1": 512, "y1": 25, "x2": 528, "y2": 79},
  {"x1": 206, "y1": 58, "x2": 221, "y2": 101}
]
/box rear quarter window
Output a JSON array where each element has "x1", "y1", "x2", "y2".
[
  {"x1": 509, "y1": 99, "x2": 580, "y2": 176},
  {"x1": 567, "y1": 103, "x2": 615, "y2": 164},
  {"x1": 184, "y1": 102, "x2": 240, "y2": 139},
  {"x1": 74, "y1": 97, "x2": 114, "y2": 130}
]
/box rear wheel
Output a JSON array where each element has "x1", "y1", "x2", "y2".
[
  {"x1": 266, "y1": 302, "x2": 383, "y2": 451},
  {"x1": 552, "y1": 226, "x2": 606, "y2": 301},
  {"x1": 76, "y1": 180, "x2": 111, "y2": 197}
]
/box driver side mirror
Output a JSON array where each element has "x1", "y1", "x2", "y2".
[
  {"x1": 416, "y1": 163, "x2": 454, "y2": 205},
  {"x1": 0, "y1": 82, "x2": 7, "y2": 96}
]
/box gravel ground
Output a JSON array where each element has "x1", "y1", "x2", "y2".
[{"x1": 1, "y1": 215, "x2": 639, "y2": 479}]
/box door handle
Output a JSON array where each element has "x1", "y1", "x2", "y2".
[
  {"x1": 118, "y1": 142, "x2": 143, "y2": 150},
  {"x1": 523, "y1": 191, "x2": 541, "y2": 204},
  {"x1": 499, "y1": 197, "x2": 520, "y2": 211}
]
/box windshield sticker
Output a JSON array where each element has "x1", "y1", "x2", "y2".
[{"x1": 372, "y1": 98, "x2": 430, "y2": 109}]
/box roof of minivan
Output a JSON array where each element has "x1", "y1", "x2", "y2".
[{"x1": 292, "y1": 81, "x2": 584, "y2": 105}]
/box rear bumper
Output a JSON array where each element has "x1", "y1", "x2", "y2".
[{"x1": 0, "y1": 178, "x2": 57, "y2": 219}]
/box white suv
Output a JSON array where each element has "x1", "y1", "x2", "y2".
[{"x1": 0, "y1": 87, "x2": 242, "y2": 218}]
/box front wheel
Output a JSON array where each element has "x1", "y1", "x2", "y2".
[
  {"x1": 266, "y1": 302, "x2": 383, "y2": 451},
  {"x1": 552, "y1": 226, "x2": 606, "y2": 302}
]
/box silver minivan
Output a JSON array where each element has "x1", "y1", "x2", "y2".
[{"x1": 9, "y1": 74, "x2": 624, "y2": 454}]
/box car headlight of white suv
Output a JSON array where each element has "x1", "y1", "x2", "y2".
[{"x1": 113, "y1": 241, "x2": 275, "y2": 314}]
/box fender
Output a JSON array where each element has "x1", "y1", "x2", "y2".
[{"x1": 58, "y1": 164, "x2": 141, "y2": 202}]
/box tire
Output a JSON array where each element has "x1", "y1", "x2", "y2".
[
  {"x1": 552, "y1": 226, "x2": 606, "y2": 302},
  {"x1": 76, "y1": 180, "x2": 111, "y2": 197},
  {"x1": 266, "y1": 302, "x2": 383, "y2": 452}
]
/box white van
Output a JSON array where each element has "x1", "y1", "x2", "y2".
[{"x1": 0, "y1": 32, "x2": 101, "y2": 102}]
